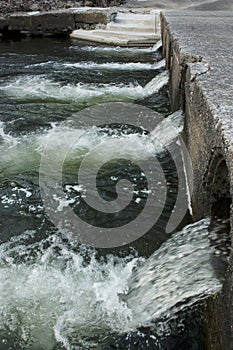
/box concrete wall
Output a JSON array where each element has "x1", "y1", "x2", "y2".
[
  {"x1": 161, "y1": 11, "x2": 233, "y2": 349},
  {"x1": 0, "y1": 8, "x2": 114, "y2": 38}
]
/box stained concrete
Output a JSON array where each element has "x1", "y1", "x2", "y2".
[
  {"x1": 70, "y1": 12, "x2": 160, "y2": 46},
  {"x1": 0, "y1": 8, "x2": 114, "y2": 37},
  {"x1": 125, "y1": 0, "x2": 233, "y2": 11},
  {"x1": 161, "y1": 11, "x2": 233, "y2": 349}
]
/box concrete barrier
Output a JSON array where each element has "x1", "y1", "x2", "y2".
[
  {"x1": 161, "y1": 11, "x2": 233, "y2": 349},
  {"x1": 8, "y1": 11, "x2": 76, "y2": 34},
  {"x1": 0, "y1": 8, "x2": 112, "y2": 37}
]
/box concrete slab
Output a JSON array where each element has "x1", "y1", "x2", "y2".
[
  {"x1": 0, "y1": 8, "x2": 114, "y2": 37},
  {"x1": 161, "y1": 11, "x2": 233, "y2": 349},
  {"x1": 70, "y1": 12, "x2": 160, "y2": 47},
  {"x1": 162, "y1": 11, "x2": 233, "y2": 153},
  {"x1": 70, "y1": 28, "x2": 159, "y2": 46}
]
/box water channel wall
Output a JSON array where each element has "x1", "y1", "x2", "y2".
[{"x1": 161, "y1": 11, "x2": 233, "y2": 349}]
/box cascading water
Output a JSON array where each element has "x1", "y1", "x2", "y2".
[
  {"x1": 0, "y1": 219, "x2": 223, "y2": 350},
  {"x1": 0, "y1": 38, "x2": 227, "y2": 349}
]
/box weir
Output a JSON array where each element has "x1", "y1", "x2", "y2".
[{"x1": 0, "y1": 3, "x2": 232, "y2": 350}]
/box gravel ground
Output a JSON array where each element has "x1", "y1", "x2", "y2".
[{"x1": 0, "y1": 0, "x2": 124, "y2": 16}]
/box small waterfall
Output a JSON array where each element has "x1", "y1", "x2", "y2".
[
  {"x1": 0, "y1": 69, "x2": 168, "y2": 103},
  {"x1": 61, "y1": 60, "x2": 165, "y2": 71},
  {"x1": 0, "y1": 121, "x2": 18, "y2": 145},
  {"x1": 70, "y1": 42, "x2": 162, "y2": 53},
  {"x1": 0, "y1": 220, "x2": 222, "y2": 349},
  {"x1": 150, "y1": 110, "x2": 184, "y2": 146},
  {"x1": 25, "y1": 60, "x2": 165, "y2": 71},
  {"x1": 122, "y1": 219, "x2": 222, "y2": 326},
  {"x1": 152, "y1": 39, "x2": 163, "y2": 52},
  {"x1": 143, "y1": 70, "x2": 169, "y2": 96}
]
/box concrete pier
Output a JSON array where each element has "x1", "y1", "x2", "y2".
[{"x1": 161, "y1": 11, "x2": 233, "y2": 349}]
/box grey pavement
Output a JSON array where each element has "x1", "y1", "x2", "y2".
[
  {"x1": 161, "y1": 11, "x2": 233, "y2": 147},
  {"x1": 124, "y1": 0, "x2": 233, "y2": 10}
]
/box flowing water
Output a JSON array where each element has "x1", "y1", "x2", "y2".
[{"x1": 0, "y1": 37, "x2": 228, "y2": 349}]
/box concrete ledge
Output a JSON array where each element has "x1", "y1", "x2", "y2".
[
  {"x1": 8, "y1": 10, "x2": 76, "y2": 33},
  {"x1": 70, "y1": 11, "x2": 160, "y2": 47},
  {"x1": 161, "y1": 11, "x2": 233, "y2": 349}
]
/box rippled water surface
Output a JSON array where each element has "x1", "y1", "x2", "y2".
[{"x1": 0, "y1": 38, "x2": 226, "y2": 350}]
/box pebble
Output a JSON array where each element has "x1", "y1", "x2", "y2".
[{"x1": 1, "y1": 0, "x2": 124, "y2": 16}]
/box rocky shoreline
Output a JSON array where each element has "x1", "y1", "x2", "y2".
[
  {"x1": 0, "y1": 0, "x2": 124, "y2": 16},
  {"x1": 0, "y1": 1, "x2": 129, "y2": 39}
]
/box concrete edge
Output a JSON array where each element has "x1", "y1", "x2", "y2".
[{"x1": 160, "y1": 10, "x2": 233, "y2": 349}]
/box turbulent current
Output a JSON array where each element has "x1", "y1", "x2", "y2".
[
  {"x1": 0, "y1": 219, "x2": 222, "y2": 350},
  {"x1": 0, "y1": 38, "x2": 227, "y2": 349}
]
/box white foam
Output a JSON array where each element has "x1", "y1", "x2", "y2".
[
  {"x1": 70, "y1": 45, "x2": 160, "y2": 53},
  {"x1": 28, "y1": 11, "x2": 40, "y2": 15},
  {"x1": 0, "y1": 121, "x2": 18, "y2": 146},
  {"x1": 152, "y1": 39, "x2": 163, "y2": 52},
  {"x1": 0, "y1": 103, "x2": 183, "y2": 180},
  {"x1": 150, "y1": 110, "x2": 184, "y2": 146},
  {"x1": 143, "y1": 70, "x2": 169, "y2": 96},
  {"x1": 0, "y1": 123, "x2": 159, "y2": 178},
  {"x1": 0, "y1": 219, "x2": 222, "y2": 349},
  {"x1": 0, "y1": 71, "x2": 168, "y2": 103},
  {"x1": 36, "y1": 125, "x2": 158, "y2": 162},
  {"x1": 0, "y1": 233, "x2": 140, "y2": 349},
  {"x1": 12, "y1": 187, "x2": 32, "y2": 198},
  {"x1": 124, "y1": 219, "x2": 222, "y2": 326},
  {"x1": 0, "y1": 76, "x2": 103, "y2": 102}
]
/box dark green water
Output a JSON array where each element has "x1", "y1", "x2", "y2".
[
  {"x1": 0, "y1": 37, "x2": 171, "y2": 252},
  {"x1": 0, "y1": 37, "x2": 225, "y2": 350}
]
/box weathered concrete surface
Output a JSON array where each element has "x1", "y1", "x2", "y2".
[
  {"x1": 74, "y1": 8, "x2": 111, "y2": 24},
  {"x1": 70, "y1": 12, "x2": 160, "y2": 47},
  {"x1": 8, "y1": 10, "x2": 76, "y2": 34},
  {"x1": 161, "y1": 11, "x2": 233, "y2": 349},
  {"x1": 0, "y1": 8, "x2": 113, "y2": 36}
]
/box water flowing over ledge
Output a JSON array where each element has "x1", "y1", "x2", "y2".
[
  {"x1": 0, "y1": 35, "x2": 230, "y2": 349},
  {"x1": 0, "y1": 219, "x2": 222, "y2": 349},
  {"x1": 0, "y1": 69, "x2": 168, "y2": 103}
]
